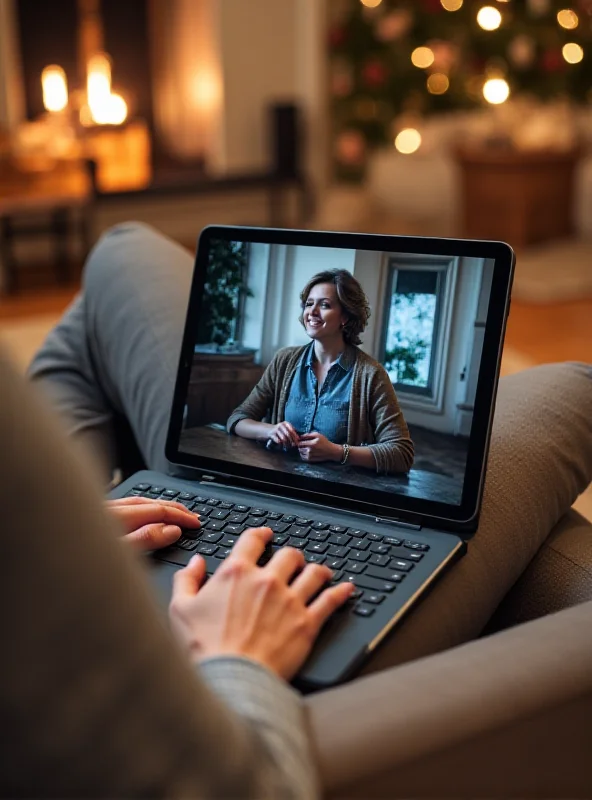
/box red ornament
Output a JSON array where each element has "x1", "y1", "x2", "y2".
[
  {"x1": 362, "y1": 60, "x2": 388, "y2": 88},
  {"x1": 541, "y1": 49, "x2": 565, "y2": 72},
  {"x1": 328, "y1": 26, "x2": 347, "y2": 49}
]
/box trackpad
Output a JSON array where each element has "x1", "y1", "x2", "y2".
[{"x1": 142, "y1": 557, "x2": 178, "y2": 611}]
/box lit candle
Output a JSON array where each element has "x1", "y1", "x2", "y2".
[{"x1": 41, "y1": 65, "x2": 68, "y2": 112}]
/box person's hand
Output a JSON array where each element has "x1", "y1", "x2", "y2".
[
  {"x1": 168, "y1": 527, "x2": 354, "y2": 680},
  {"x1": 298, "y1": 432, "x2": 342, "y2": 463},
  {"x1": 268, "y1": 420, "x2": 300, "y2": 448},
  {"x1": 106, "y1": 496, "x2": 201, "y2": 551}
]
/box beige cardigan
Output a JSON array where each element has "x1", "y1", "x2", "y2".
[{"x1": 227, "y1": 344, "x2": 414, "y2": 474}]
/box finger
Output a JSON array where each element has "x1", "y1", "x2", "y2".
[
  {"x1": 290, "y1": 563, "x2": 333, "y2": 602},
  {"x1": 265, "y1": 546, "x2": 306, "y2": 582},
  {"x1": 108, "y1": 497, "x2": 195, "y2": 515},
  {"x1": 124, "y1": 523, "x2": 181, "y2": 552},
  {"x1": 115, "y1": 503, "x2": 201, "y2": 532},
  {"x1": 226, "y1": 526, "x2": 273, "y2": 564},
  {"x1": 284, "y1": 423, "x2": 300, "y2": 446},
  {"x1": 307, "y1": 582, "x2": 355, "y2": 630},
  {"x1": 172, "y1": 554, "x2": 207, "y2": 598}
]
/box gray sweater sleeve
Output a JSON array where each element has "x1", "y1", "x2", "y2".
[
  {"x1": 0, "y1": 349, "x2": 318, "y2": 799},
  {"x1": 200, "y1": 656, "x2": 319, "y2": 799}
]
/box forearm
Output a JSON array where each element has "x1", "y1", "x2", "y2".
[
  {"x1": 235, "y1": 418, "x2": 275, "y2": 441},
  {"x1": 200, "y1": 657, "x2": 319, "y2": 800}
]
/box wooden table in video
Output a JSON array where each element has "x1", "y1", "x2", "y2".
[{"x1": 180, "y1": 426, "x2": 462, "y2": 504}]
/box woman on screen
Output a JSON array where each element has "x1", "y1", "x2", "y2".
[{"x1": 227, "y1": 269, "x2": 414, "y2": 475}]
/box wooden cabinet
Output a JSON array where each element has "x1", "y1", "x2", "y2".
[
  {"x1": 186, "y1": 350, "x2": 265, "y2": 428},
  {"x1": 454, "y1": 147, "x2": 581, "y2": 249}
]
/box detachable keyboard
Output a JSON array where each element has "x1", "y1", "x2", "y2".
[{"x1": 126, "y1": 481, "x2": 430, "y2": 619}]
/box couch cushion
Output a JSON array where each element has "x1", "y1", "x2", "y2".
[{"x1": 359, "y1": 361, "x2": 592, "y2": 674}]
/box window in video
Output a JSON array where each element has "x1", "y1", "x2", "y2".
[{"x1": 179, "y1": 240, "x2": 494, "y2": 506}]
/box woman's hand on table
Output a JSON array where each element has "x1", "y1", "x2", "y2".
[
  {"x1": 269, "y1": 420, "x2": 300, "y2": 448},
  {"x1": 298, "y1": 431, "x2": 342, "y2": 463},
  {"x1": 106, "y1": 496, "x2": 201, "y2": 551}
]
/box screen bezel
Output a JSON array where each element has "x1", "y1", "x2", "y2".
[{"x1": 165, "y1": 226, "x2": 514, "y2": 535}]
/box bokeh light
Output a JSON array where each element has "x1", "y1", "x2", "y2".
[
  {"x1": 395, "y1": 128, "x2": 422, "y2": 154},
  {"x1": 483, "y1": 77, "x2": 510, "y2": 104},
  {"x1": 477, "y1": 6, "x2": 502, "y2": 31},
  {"x1": 411, "y1": 47, "x2": 435, "y2": 69},
  {"x1": 557, "y1": 9, "x2": 579, "y2": 29},
  {"x1": 441, "y1": 0, "x2": 463, "y2": 10},
  {"x1": 562, "y1": 42, "x2": 584, "y2": 63},
  {"x1": 427, "y1": 73, "x2": 450, "y2": 94}
]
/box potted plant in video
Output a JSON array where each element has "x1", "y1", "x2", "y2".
[{"x1": 195, "y1": 239, "x2": 253, "y2": 352}]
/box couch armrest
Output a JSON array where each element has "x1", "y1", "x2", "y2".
[{"x1": 306, "y1": 600, "x2": 592, "y2": 798}]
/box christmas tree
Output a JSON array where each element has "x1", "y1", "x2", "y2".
[{"x1": 329, "y1": 0, "x2": 592, "y2": 178}]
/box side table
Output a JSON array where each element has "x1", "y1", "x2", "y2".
[{"x1": 453, "y1": 147, "x2": 581, "y2": 249}]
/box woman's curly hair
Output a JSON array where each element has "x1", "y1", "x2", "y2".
[{"x1": 299, "y1": 269, "x2": 371, "y2": 346}]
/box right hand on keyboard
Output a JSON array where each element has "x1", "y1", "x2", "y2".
[{"x1": 168, "y1": 526, "x2": 354, "y2": 680}]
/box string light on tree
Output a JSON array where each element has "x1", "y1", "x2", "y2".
[
  {"x1": 557, "y1": 8, "x2": 579, "y2": 29},
  {"x1": 440, "y1": 0, "x2": 463, "y2": 10},
  {"x1": 394, "y1": 128, "x2": 422, "y2": 154},
  {"x1": 477, "y1": 6, "x2": 502, "y2": 30},
  {"x1": 411, "y1": 46, "x2": 435, "y2": 69},
  {"x1": 427, "y1": 73, "x2": 450, "y2": 94},
  {"x1": 563, "y1": 42, "x2": 584, "y2": 63},
  {"x1": 483, "y1": 77, "x2": 510, "y2": 104}
]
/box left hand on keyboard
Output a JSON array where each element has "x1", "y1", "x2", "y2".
[{"x1": 106, "y1": 496, "x2": 201, "y2": 551}]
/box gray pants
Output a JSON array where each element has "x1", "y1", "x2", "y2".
[{"x1": 29, "y1": 222, "x2": 592, "y2": 673}]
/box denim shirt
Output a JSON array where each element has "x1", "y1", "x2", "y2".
[{"x1": 283, "y1": 342, "x2": 356, "y2": 444}]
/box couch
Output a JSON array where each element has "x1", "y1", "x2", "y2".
[{"x1": 305, "y1": 361, "x2": 592, "y2": 797}]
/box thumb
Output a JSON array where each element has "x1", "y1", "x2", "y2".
[
  {"x1": 123, "y1": 523, "x2": 181, "y2": 552},
  {"x1": 172, "y1": 555, "x2": 207, "y2": 599}
]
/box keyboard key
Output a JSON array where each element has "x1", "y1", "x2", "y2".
[
  {"x1": 207, "y1": 520, "x2": 226, "y2": 531},
  {"x1": 182, "y1": 526, "x2": 201, "y2": 539},
  {"x1": 295, "y1": 517, "x2": 313, "y2": 526},
  {"x1": 384, "y1": 536, "x2": 402, "y2": 546},
  {"x1": 329, "y1": 525, "x2": 347, "y2": 533},
  {"x1": 350, "y1": 539, "x2": 369, "y2": 551},
  {"x1": 235, "y1": 504, "x2": 250, "y2": 513},
  {"x1": 202, "y1": 532, "x2": 223, "y2": 544},
  {"x1": 194, "y1": 496, "x2": 209, "y2": 504},
  {"x1": 349, "y1": 550, "x2": 370, "y2": 562},
  {"x1": 390, "y1": 559, "x2": 414, "y2": 572},
  {"x1": 366, "y1": 533, "x2": 383, "y2": 542},
  {"x1": 194, "y1": 505, "x2": 211, "y2": 517},
  {"x1": 354, "y1": 604, "x2": 375, "y2": 617},
  {"x1": 282, "y1": 515, "x2": 296, "y2": 523},
  {"x1": 211, "y1": 509, "x2": 230, "y2": 520},
  {"x1": 133, "y1": 483, "x2": 151, "y2": 491},
  {"x1": 308, "y1": 531, "x2": 329, "y2": 542},
  {"x1": 178, "y1": 491, "x2": 196, "y2": 500},
  {"x1": 206, "y1": 498, "x2": 220, "y2": 506},
  {"x1": 347, "y1": 529, "x2": 367, "y2": 538},
  {"x1": 350, "y1": 588, "x2": 363, "y2": 600},
  {"x1": 405, "y1": 552, "x2": 424, "y2": 562},
  {"x1": 227, "y1": 513, "x2": 247, "y2": 524},
  {"x1": 325, "y1": 557, "x2": 346, "y2": 570},
  {"x1": 148, "y1": 486, "x2": 166, "y2": 495},
  {"x1": 269, "y1": 521, "x2": 291, "y2": 533},
  {"x1": 367, "y1": 566, "x2": 406, "y2": 583},
  {"x1": 306, "y1": 542, "x2": 329, "y2": 554},
  {"x1": 329, "y1": 534, "x2": 352, "y2": 547},
  {"x1": 345, "y1": 574, "x2": 396, "y2": 593},
  {"x1": 288, "y1": 537, "x2": 307, "y2": 549},
  {"x1": 125, "y1": 490, "x2": 144, "y2": 497},
  {"x1": 267, "y1": 511, "x2": 283, "y2": 520},
  {"x1": 197, "y1": 543, "x2": 219, "y2": 556},
  {"x1": 368, "y1": 553, "x2": 390, "y2": 567},
  {"x1": 344, "y1": 560, "x2": 366, "y2": 574},
  {"x1": 304, "y1": 552, "x2": 326, "y2": 565},
  {"x1": 404, "y1": 540, "x2": 429, "y2": 551},
  {"x1": 215, "y1": 547, "x2": 233, "y2": 559},
  {"x1": 251, "y1": 508, "x2": 268, "y2": 517},
  {"x1": 219, "y1": 501, "x2": 234, "y2": 509},
  {"x1": 246, "y1": 516, "x2": 267, "y2": 528},
  {"x1": 177, "y1": 499, "x2": 196, "y2": 509},
  {"x1": 370, "y1": 543, "x2": 390, "y2": 555},
  {"x1": 365, "y1": 593, "x2": 385, "y2": 604},
  {"x1": 162, "y1": 489, "x2": 179, "y2": 499},
  {"x1": 175, "y1": 537, "x2": 199, "y2": 551},
  {"x1": 311, "y1": 521, "x2": 328, "y2": 530},
  {"x1": 327, "y1": 545, "x2": 348, "y2": 558},
  {"x1": 220, "y1": 535, "x2": 239, "y2": 547},
  {"x1": 272, "y1": 534, "x2": 288, "y2": 546},
  {"x1": 286, "y1": 525, "x2": 310, "y2": 538},
  {"x1": 330, "y1": 570, "x2": 344, "y2": 583}
]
